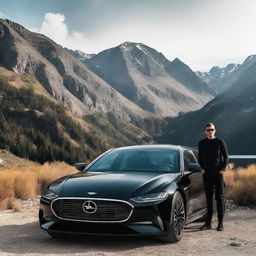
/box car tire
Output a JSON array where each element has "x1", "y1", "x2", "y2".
[{"x1": 159, "y1": 191, "x2": 185, "y2": 243}]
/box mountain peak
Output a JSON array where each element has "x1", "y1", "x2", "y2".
[
  {"x1": 170, "y1": 58, "x2": 192, "y2": 73},
  {"x1": 209, "y1": 66, "x2": 221, "y2": 73},
  {"x1": 118, "y1": 41, "x2": 145, "y2": 51},
  {"x1": 0, "y1": 18, "x2": 29, "y2": 36},
  {"x1": 172, "y1": 57, "x2": 182, "y2": 63},
  {"x1": 84, "y1": 40, "x2": 214, "y2": 116},
  {"x1": 67, "y1": 48, "x2": 96, "y2": 61},
  {"x1": 243, "y1": 54, "x2": 256, "y2": 65},
  {"x1": 119, "y1": 41, "x2": 141, "y2": 47}
]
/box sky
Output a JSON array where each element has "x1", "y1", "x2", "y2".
[{"x1": 1, "y1": 0, "x2": 256, "y2": 71}]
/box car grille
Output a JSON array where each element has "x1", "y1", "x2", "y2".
[{"x1": 51, "y1": 198, "x2": 133, "y2": 222}]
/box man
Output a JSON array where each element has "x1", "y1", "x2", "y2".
[{"x1": 198, "y1": 123, "x2": 228, "y2": 231}]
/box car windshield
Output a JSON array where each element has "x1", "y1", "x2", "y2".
[{"x1": 88, "y1": 148, "x2": 180, "y2": 173}]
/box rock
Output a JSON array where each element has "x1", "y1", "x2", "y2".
[{"x1": 229, "y1": 242, "x2": 242, "y2": 247}]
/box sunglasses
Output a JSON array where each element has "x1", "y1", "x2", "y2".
[{"x1": 206, "y1": 129, "x2": 215, "y2": 132}]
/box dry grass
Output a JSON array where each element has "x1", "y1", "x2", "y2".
[
  {"x1": 1, "y1": 161, "x2": 256, "y2": 210},
  {"x1": 0, "y1": 162, "x2": 77, "y2": 210},
  {"x1": 0, "y1": 197, "x2": 20, "y2": 212},
  {"x1": 37, "y1": 162, "x2": 77, "y2": 193},
  {"x1": 225, "y1": 163, "x2": 256, "y2": 206}
]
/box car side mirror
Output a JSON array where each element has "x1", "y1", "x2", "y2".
[
  {"x1": 74, "y1": 163, "x2": 87, "y2": 172},
  {"x1": 188, "y1": 163, "x2": 201, "y2": 173}
]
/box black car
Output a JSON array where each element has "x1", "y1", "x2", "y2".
[{"x1": 39, "y1": 145, "x2": 207, "y2": 242}]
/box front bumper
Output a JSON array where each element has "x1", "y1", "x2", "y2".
[{"x1": 39, "y1": 197, "x2": 170, "y2": 236}]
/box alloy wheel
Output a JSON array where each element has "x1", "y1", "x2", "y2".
[{"x1": 173, "y1": 194, "x2": 185, "y2": 236}]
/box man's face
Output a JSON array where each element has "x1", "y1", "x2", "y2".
[{"x1": 205, "y1": 125, "x2": 216, "y2": 139}]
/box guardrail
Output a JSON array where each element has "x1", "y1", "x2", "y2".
[{"x1": 228, "y1": 155, "x2": 256, "y2": 159}]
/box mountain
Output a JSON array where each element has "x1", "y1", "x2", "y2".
[
  {"x1": 67, "y1": 49, "x2": 96, "y2": 62},
  {"x1": 0, "y1": 67, "x2": 154, "y2": 164},
  {"x1": 197, "y1": 55, "x2": 256, "y2": 94},
  {"x1": 0, "y1": 18, "x2": 216, "y2": 119},
  {"x1": 0, "y1": 19, "x2": 150, "y2": 121},
  {"x1": 73, "y1": 42, "x2": 215, "y2": 116},
  {"x1": 197, "y1": 64, "x2": 239, "y2": 93},
  {"x1": 158, "y1": 58, "x2": 256, "y2": 155}
]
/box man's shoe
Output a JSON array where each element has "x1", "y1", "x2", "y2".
[
  {"x1": 200, "y1": 223, "x2": 212, "y2": 230},
  {"x1": 217, "y1": 222, "x2": 224, "y2": 231}
]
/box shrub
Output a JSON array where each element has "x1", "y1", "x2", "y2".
[
  {"x1": 0, "y1": 162, "x2": 77, "y2": 210},
  {"x1": 0, "y1": 197, "x2": 20, "y2": 212},
  {"x1": 225, "y1": 164, "x2": 256, "y2": 206},
  {"x1": 14, "y1": 171, "x2": 37, "y2": 200},
  {"x1": 37, "y1": 162, "x2": 77, "y2": 193}
]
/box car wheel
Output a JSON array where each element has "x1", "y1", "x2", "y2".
[{"x1": 159, "y1": 191, "x2": 185, "y2": 243}]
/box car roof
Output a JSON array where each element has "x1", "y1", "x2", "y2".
[{"x1": 113, "y1": 144, "x2": 196, "y2": 152}]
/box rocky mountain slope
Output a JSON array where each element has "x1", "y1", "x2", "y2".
[
  {"x1": 73, "y1": 42, "x2": 215, "y2": 116},
  {"x1": 0, "y1": 19, "x2": 150, "y2": 121},
  {"x1": 0, "y1": 18, "x2": 217, "y2": 119},
  {"x1": 0, "y1": 67, "x2": 154, "y2": 163},
  {"x1": 158, "y1": 58, "x2": 256, "y2": 154}
]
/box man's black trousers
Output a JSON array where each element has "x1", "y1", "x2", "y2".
[{"x1": 203, "y1": 172, "x2": 225, "y2": 224}]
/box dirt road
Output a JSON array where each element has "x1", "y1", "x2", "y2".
[{"x1": 0, "y1": 200, "x2": 256, "y2": 256}]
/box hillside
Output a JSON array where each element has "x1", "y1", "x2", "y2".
[
  {"x1": 0, "y1": 67, "x2": 154, "y2": 164},
  {"x1": 0, "y1": 149, "x2": 37, "y2": 168},
  {"x1": 158, "y1": 59, "x2": 256, "y2": 154}
]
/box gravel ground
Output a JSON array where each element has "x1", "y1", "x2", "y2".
[{"x1": 0, "y1": 199, "x2": 255, "y2": 256}]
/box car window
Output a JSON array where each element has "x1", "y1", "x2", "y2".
[
  {"x1": 183, "y1": 150, "x2": 197, "y2": 171},
  {"x1": 88, "y1": 148, "x2": 180, "y2": 173},
  {"x1": 192, "y1": 150, "x2": 198, "y2": 160}
]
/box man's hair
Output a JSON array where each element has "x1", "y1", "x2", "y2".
[{"x1": 205, "y1": 123, "x2": 215, "y2": 129}]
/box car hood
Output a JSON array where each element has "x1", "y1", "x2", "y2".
[{"x1": 54, "y1": 171, "x2": 179, "y2": 200}]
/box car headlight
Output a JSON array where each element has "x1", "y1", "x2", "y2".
[
  {"x1": 131, "y1": 192, "x2": 168, "y2": 203},
  {"x1": 42, "y1": 189, "x2": 59, "y2": 201}
]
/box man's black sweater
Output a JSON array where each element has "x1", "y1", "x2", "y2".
[{"x1": 198, "y1": 137, "x2": 229, "y2": 172}]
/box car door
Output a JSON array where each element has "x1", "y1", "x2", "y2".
[{"x1": 183, "y1": 150, "x2": 206, "y2": 217}]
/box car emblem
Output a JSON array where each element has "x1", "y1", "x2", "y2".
[
  {"x1": 87, "y1": 192, "x2": 97, "y2": 195},
  {"x1": 83, "y1": 200, "x2": 97, "y2": 214}
]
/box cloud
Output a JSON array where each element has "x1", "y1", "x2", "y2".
[{"x1": 32, "y1": 12, "x2": 87, "y2": 51}]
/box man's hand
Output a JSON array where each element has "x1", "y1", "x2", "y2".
[
  {"x1": 219, "y1": 170, "x2": 224, "y2": 174},
  {"x1": 201, "y1": 169, "x2": 205, "y2": 174}
]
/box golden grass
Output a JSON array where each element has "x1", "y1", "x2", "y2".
[
  {"x1": 225, "y1": 163, "x2": 256, "y2": 206},
  {"x1": 37, "y1": 162, "x2": 77, "y2": 193},
  {"x1": 0, "y1": 162, "x2": 77, "y2": 210},
  {"x1": 1, "y1": 161, "x2": 256, "y2": 210},
  {"x1": 0, "y1": 197, "x2": 20, "y2": 212}
]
